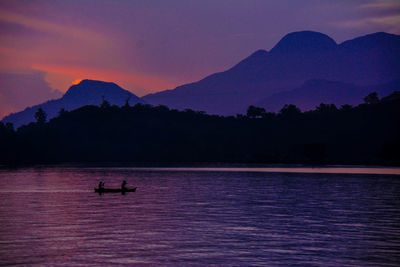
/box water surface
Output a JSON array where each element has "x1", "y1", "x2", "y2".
[{"x1": 0, "y1": 167, "x2": 399, "y2": 266}]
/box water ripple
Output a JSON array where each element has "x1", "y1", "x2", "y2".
[{"x1": 0, "y1": 167, "x2": 399, "y2": 266}]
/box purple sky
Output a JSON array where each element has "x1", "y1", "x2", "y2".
[{"x1": 0, "y1": 0, "x2": 399, "y2": 118}]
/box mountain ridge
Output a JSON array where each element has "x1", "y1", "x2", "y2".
[
  {"x1": 257, "y1": 78, "x2": 400, "y2": 112},
  {"x1": 2, "y1": 79, "x2": 144, "y2": 128},
  {"x1": 143, "y1": 31, "x2": 400, "y2": 115},
  {"x1": 269, "y1": 31, "x2": 337, "y2": 55},
  {"x1": 3, "y1": 31, "x2": 400, "y2": 124}
]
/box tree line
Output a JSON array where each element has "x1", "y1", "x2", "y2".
[{"x1": 0, "y1": 92, "x2": 399, "y2": 166}]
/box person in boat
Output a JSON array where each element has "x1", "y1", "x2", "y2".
[
  {"x1": 121, "y1": 180, "x2": 127, "y2": 191},
  {"x1": 98, "y1": 181, "x2": 104, "y2": 190}
]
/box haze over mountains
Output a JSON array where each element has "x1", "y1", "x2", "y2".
[
  {"x1": 258, "y1": 78, "x2": 400, "y2": 112},
  {"x1": 2, "y1": 31, "x2": 400, "y2": 127}
]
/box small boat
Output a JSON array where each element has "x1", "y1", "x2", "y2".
[{"x1": 94, "y1": 187, "x2": 137, "y2": 193}]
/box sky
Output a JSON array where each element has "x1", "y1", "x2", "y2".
[{"x1": 0, "y1": 0, "x2": 399, "y2": 118}]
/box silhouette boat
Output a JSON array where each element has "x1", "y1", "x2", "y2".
[{"x1": 94, "y1": 187, "x2": 137, "y2": 193}]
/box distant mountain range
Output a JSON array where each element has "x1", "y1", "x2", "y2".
[
  {"x1": 143, "y1": 31, "x2": 400, "y2": 114},
  {"x1": 258, "y1": 78, "x2": 400, "y2": 111},
  {"x1": 2, "y1": 80, "x2": 143, "y2": 127},
  {"x1": 2, "y1": 31, "x2": 400, "y2": 127}
]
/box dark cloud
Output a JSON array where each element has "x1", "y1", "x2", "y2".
[{"x1": 0, "y1": 71, "x2": 62, "y2": 118}]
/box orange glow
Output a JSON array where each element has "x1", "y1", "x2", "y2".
[
  {"x1": 32, "y1": 63, "x2": 179, "y2": 96},
  {"x1": 72, "y1": 79, "x2": 82, "y2": 85}
]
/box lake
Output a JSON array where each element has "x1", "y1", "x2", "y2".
[{"x1": 0, "y1": 167, "x2": 400, "y2": 266}]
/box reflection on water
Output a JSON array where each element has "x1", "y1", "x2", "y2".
[
  {"x1": 0, "y1": 167, "x2": 399, "y2": 266},
  {"x1": 100, "y1": 167, "x2": 400, "y2": 175}
]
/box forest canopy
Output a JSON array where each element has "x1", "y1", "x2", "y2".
[{"x1": 1, "y1": 92, "x2": 399, "y2": 166}]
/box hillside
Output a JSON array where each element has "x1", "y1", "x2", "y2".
[
  {"x1": 258, "y1": 79, "x2": 400, "y2": 111},
  {"x1": 2, "y1": 80, "x2": 144, "y2": 128},
  {"x1": 143, "y1": 31, "x2": 400, "y2": 115}
]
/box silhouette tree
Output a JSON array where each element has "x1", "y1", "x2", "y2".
[
  {"x1": 340, "y1": 104, "x2": 353, "y2": 111},
  {"x1": 316, "y1": 103, "x2": 338, "y2": 113},
  {"x1": 5, "y1": 122, "x2": 14, "y2": 132},
  {"x1": 100, "y1": 96, "x2": 111, "y2": 109},
  {"x1": 247, "y1": 105, "x2": 266, "y2": 118},
  {"x1": 1, "y1": 91, "x2": 399, "y2": 166},
  {"x1": 304, "y1": 143, "x2": 326, "y2": 165},
  {"x1": 154, "y1": 105, "x2": 169, "y2": 113},
  {"x1": 381, "y1": 91, "x2": 400, "y2": 102},
  {"x1": 123, "y1": 96, "x2": 131, "y2": 108},
  {"x1": 279, "y1": 104, "x2": 301, "y2": 118},
  {"x1": 364, "y1": 92, "x2": 379, "y2": 104},
  {"x1": 58, "y1": 108, "x2": 67, "y2": 117},
  {"x1": 34, "y1": 108, "x2": 47, "y2": 124}
]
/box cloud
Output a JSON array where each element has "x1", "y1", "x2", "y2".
[
  {"x1": 0, "y1": 7, "x2": 178, "y2": 96},
  {"x1": 0, "y1": 8, "x2": 104, "y2": 42},
  {"x1": 0, "y1": 70, "x2": 62, "y2": 119},
  {"x1": 360, "y1": 0, "x2": 400, "y2": 10},
  {"x1": 331, "y1": 0, "x2": 400, "y2": 32},
  {"x1": 332, "y1": 15, "x2": 400, "y2": 32},
  {"x1": 1, "y1": 0, "x2": 400, "y2": 108}
]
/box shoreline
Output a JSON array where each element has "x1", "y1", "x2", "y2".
[{"x1": 2, "y1": 163, "x2": 400, "y2": 175}]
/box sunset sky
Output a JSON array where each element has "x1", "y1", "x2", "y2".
[{"x1": 0, "y1": 0, "x2": 399, "y2": 118}]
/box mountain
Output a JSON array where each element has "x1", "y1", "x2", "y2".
[
  {"x1": 2, "y1": 79, "x2": 144, "y2": 128},
  {"x1": 258, "y1": 79, "x2": 400, "y2": 112},
  {"x1": 143, "y1": 31, "x2": 400, "y2": 115}
]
